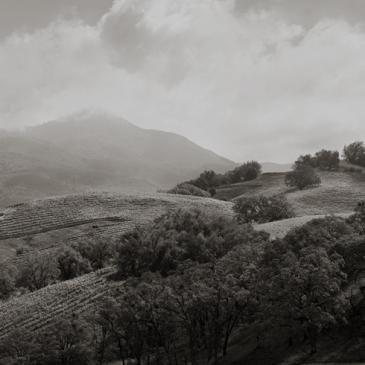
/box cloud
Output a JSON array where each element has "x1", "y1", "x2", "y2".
[{"x1": 1, "y1": 0, "x2": 365, "y2": 162}]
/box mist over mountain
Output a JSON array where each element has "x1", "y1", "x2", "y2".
[{"x1": 0, "y1": 111, "x2": 235, "y2": 206}]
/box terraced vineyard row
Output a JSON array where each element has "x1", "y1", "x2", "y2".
[
  {"x1": 0, "y1": 193, "x2": 233, "y2": 240},
  {"x1": 0, "y1": 267, "x2": 118, "y2": 338}
]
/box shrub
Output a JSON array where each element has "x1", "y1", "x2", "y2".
[
  {"x1": 72, "y1": 238, "x2": 114, "y2": 271},
  {"x1": 0, "y1": 263, "x2": 17, "y2": 300},
  {"x1": 115, "y1": 208, "x2": 269, "y2": 278},
  {"x1": 57, "y1": 246, "x2": 91, "y2": 281},
  {"x1": 167, "y1": 183, "x2": 210, "y2": 197},
  {"x1": 343, "y1": 141, "x2": 365, "y2": 167},
  {"x1": 17, "y1": 252, "x2": 60, "y2": 291},
  {"x1": 227, "y1": 161, "x2": 262, "y2": 184},
  {"x1": 233, "y1": 194, "x2": 294, "y2": 224},
  {"x1": 285, "y1": 165, "x2": 321, "y2": 190}
]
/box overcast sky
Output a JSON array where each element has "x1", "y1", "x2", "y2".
[{"x1": 1, "y1": 0, "x2": 365, "y2": 162}]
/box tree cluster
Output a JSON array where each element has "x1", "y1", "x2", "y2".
[
  {"x1": 233, "y1": 194, "x2": 294, "y2": 224},
  {"x1": 0, "y1": 237, "x2": 114, "y2": 300},
  {"x1": 168, "y1": 161, "x2": 262, "y2": 197},
  {"x1": 343, "y1": 141, "x2": 365, "y2": 167},
  {"x1": 295, "y1": 150, "x2": 340, "y2": 171},
  {"x1": 285, "y1": 164, "x2": 321, "y2": 190}
]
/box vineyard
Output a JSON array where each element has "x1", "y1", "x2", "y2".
[
  {"x1": 0, "y1": 192, "x2": 234, "y2": 339},
  {"x1": 0, "y1": 192, "x2": 234, "y2": 263},
  {"x1": 0, "y1": 267, "x2": 118, "y2": 338}
]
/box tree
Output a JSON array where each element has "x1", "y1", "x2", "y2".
[
  {"x1": 343, "y1": 141, "x2": 365, "y2": 167},
  {"x1": 115, "y1": 208, "x2": 269, "y2": 278},
  {"x1": 18, "y1": 252, "x2": 60, "y2": 291},
  {"x1": 294, "y1": 154, "x2": 317, "y2": 168},
  {"x1": 0, "y1": 263, "x2": 17, "y2": 300},
  {"x1": 314, "y1": 150, "x2": 340, "y2": 170},
  {"x1": 35, "y1": 317, "x2": 92, "y2": 365},
  {"x1": 57, "y1": 246, "x2": 91, "y2": 281},
  {"x1": 72, "y1": 236, "x2": 113, "y2": 271},
  {"x1": 227, "y1": 161, "x2": 261, "y2": 184},
  {"x1": 233, "y1": 194, "x2": 294, "y2": 224},
  {"x1": 285, "y1": 165, "x2": 321, "y2": 190},
  {"x1": 260, "y1": 237, "x2": 349, "y2": 354}
]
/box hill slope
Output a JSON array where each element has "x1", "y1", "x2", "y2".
[
  {"x1": 216, "y1": 170, "x2": 365, "y2": 216},
  {"x1": 0, "y1": 192, "x2": 234, "y2": 264},
  {"x1": 0, "y1": 192, "x2": 234, "y2": 338},
  {"x1": 0, "y1": 111, "x2": 235, "y2": 206}
]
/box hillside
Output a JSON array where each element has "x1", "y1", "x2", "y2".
[
  {"x1": 0, "y1": 192, "x2": 234, "y2": 340},
  {"x1": 0, "y1": 192, "x2": 234, "y2": 264},
  {"x1": 0, "y1": 111, "x2": 235, "y2": 206},
  {"x1": 216, "y1": 169, "x2": 365, "y2": 216}
]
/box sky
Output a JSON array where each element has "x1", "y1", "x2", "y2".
[{"x1": 1, "y1": 0, "x2": 365, "y2": 163}]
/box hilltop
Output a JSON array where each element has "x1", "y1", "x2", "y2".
[{"x1": 0, "y1": 111, "x2": 235, "y2": 207}]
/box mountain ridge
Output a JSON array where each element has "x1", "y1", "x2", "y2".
[{"x1": 0, "y1": 111, "x2": 236, "y2": 206}]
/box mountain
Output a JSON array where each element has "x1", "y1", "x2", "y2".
[{"x1": 0, "y1": 111, "x2": 235, "y2": 206}]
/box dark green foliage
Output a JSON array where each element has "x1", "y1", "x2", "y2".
[
  {"x1": 295, "y1": 150, "x2": 339, "y2": 170},
  {"x1": 227, "y1": 161, "x2": 262, "y2": 184},
  {"x1": 283, "y1": 216, "x2": 354, "y2": 252},
  {"x1": 343, "y1": 141, "x2": 365, "y2": 167},
  {"x1": 233, "y1": 194, "x2": 294, "y2": 224},
  {"x1": 116, "y1": 208, "x2": 268, "y2": 278},
  {"x1": 0, "y1": 318, "x2": 92, "y2": 365},
  {"x1": 17, "y1": 252, "x2": 60, "y2": 291},
  {"x1": 285, "y1": 164, "x2": 321, "y2": 190},
  {"x1": 167, "y1": 183, "x2": 211, "y2": 197},
  {"x1": 347, "y1": 201, "x2": 365, "y2": 234},
  {"x1": 72, "y1": 237, "x2": 113, "y2": 271},
  {"x1": 57, "y1": 246, "x2": 91, "y2": 281},
  {"x1": 0, "y1": 263, "x2": 17, "y2": 300},
  {"x1": 260, "y1": 239, "x2": 348, "y2": 353},
  {"x1": 334, "y1": 235, "x2": 365, "y2": 278},
  {"x1": 314, "y1": 149, "x2": 340, "y2": 170}
]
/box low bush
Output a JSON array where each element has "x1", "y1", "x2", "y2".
[
  {"x1": 285, "y1": 165, "x2": 321, "y2": 190},
  {"x1": 167, "y1": 183, "x2": 211, "y2": 197},
  {"x1": 233, "y1": 194, "x2": 294, "y2": 224}
]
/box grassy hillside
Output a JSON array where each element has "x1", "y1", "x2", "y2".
[{"x1": 216, "y1": 169, "x2": 365, "y2": 216}]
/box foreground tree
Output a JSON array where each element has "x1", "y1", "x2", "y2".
[
  {"x1": 260, "y1": 237, "x2": 349, "y2": 353},
  {"x1": 285, "y1": 165, "x2": 321, "y2": 190},
  {"x1": 115, "y1": 208, "x2": 269, "y2": 278}
]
